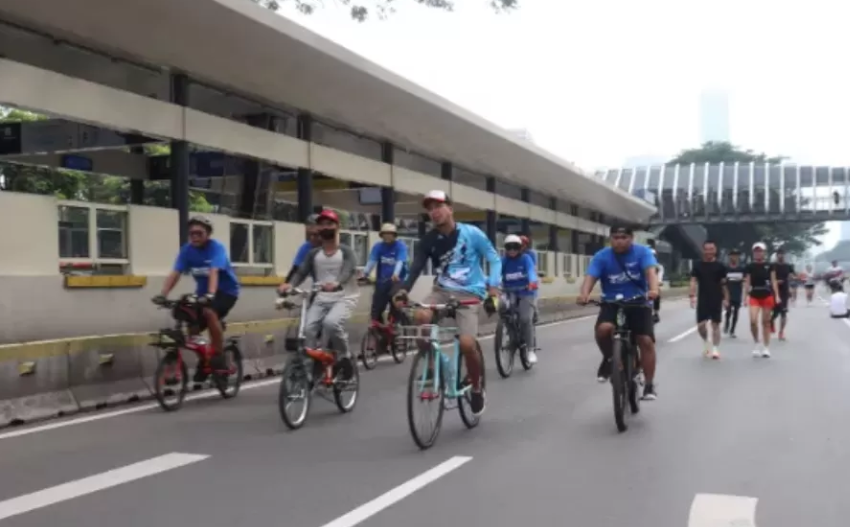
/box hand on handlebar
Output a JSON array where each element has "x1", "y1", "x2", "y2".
[
  {"x1": 392, "y1": 289, "x2": 409, "y2": 308},
  {"x1": 278, "y1": 283, "x2": 292, "y2": 295},
  {"x1": 322, "y1": 282, "x2": 340, "y2": 292},
  {"x1": 576, "y1": 293, "x2": 590, "y2": 305},
  {"x1": 151, "y1": 294, "x2": 167, "y2": 306},
  {"x1": 197, "y1": 293, "x2": 214, "y2": 305}
]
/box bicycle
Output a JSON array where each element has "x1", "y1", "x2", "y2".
[
  {"x1": 494, "y1": 287, "x2": 536, "y2": 378},
  {"x1": 276, "y1": 285, "x2": 360, "y2": 430},
  {"x1": 587, "y1": 295, "x2": 646, "y2": 433},
  {"x1": 150, "y1": 294, "x2": 244, "y2": 412},
  {"x1": 358, "y1": 277, "x2": 411, "y2": 369},
  {"x1": 397, "y1": 296, "x2": 485, "y2": 450}
]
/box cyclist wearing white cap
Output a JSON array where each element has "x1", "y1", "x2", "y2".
[
  {"x1": 744, "y1": 242, "x2": 780, "y2": 358},
  {"x1": 501, "y1": 234, "x2": 540, "y2": 364},
  {"x1": 395, "y1": 190, "x2": 502, "y2": 416},
  {"x1": 362, "y1": 223, "x2": 409, "y2": 324}
]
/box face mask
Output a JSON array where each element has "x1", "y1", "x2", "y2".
[{"x1": 319, "y1": 228, "x2": 336, "y2": 240}]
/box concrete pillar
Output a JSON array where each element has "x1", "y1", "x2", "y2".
[
  {"x1": 296, "y1": 114, "x2": 314, "y2": 222},
  {"x1": 381, "y1": 142, "x2": 394, "y2": 223},
  {"x1": 169, "y1": 73, "x2": 190, "y2": 243}
]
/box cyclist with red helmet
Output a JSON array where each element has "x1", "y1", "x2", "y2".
[{"x1": 280, "y1": 209, "x2": 360, "y2": 371}]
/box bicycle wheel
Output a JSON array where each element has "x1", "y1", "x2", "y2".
[
  {"x1": 494, "y1": 318, "x2": 515, "y2": 378},
  {"x1": 154, "y1": 351, "x2": 188, "y2": 412},
  {"x1": 360, "y1": 329, "x2": 379, "y2": 370},
  {"x1": 611, "y1": 338, "x2": 628, "y2": 432},
  {"x1": 628, "y1": 349, "x2": 641, "y2": 415},
  {"x1": 333, "y1": 357, "x2": 359, "y2": 413},
  {"x1": 391, "y1": 312, "x2": 411, "y2": 364},
  {"x1": 214, "y1": 343, "x2": 244, "y2": 399},
  {"x1": 458, "y1": 340, "x2": 486, "y2": 429},
  {"x1": 407, "y1": 350, "x2": 445, "y2": 450},
  {"x1": 518, "y1": 322, "x2": 534, "y2": 371},
  {"x1": 278, "y1": 361, "x2": 311, "y2": 430}
]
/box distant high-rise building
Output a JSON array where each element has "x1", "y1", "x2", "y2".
[
  {"x1": 507, "y1": 128, "x2": 534, "y2": 144},
  {"x1": 699, "y1": 90, "x2": 730, "y2": 144}
]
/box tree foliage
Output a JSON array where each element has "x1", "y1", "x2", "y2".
[
  {"x1": 667, "y1": 141, "x2": 825, "y2": 255},
  {"x1": 251, "y1": 0, "x2": 518, "y2": 22},
  {"x1": 0, "y1": 108, "x2": 212, "y2": 213}
]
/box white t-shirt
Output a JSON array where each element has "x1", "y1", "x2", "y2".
[
  {"x1": 829, "y1": 292, "x2": 848, "y2": 316},
  {"x1": 828, "y1": 265, "x2": 844, "y2": 280}
]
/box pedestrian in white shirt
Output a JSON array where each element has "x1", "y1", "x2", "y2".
[{"x1": 829, "y1": 283, "x2": 849, "y2": 318}]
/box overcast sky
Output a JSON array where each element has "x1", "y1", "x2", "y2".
[{"x1": 281, "y1": 0, "x2": 850, "y2": 248}]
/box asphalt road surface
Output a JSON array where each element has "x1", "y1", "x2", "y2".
[{"x1": 0, "y1": 295, "x2": 848, "y2": 527}]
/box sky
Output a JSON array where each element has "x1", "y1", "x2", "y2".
[{"x1": 277, "y1": 0, "x2": 850, "y2": 247}]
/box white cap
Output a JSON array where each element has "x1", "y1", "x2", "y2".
[
  {"x1": 753, "y1": 242, "x2": 767, "y2": 251},
  {"x1": 504, "y1": 234, "x2": 522, "y2": 245},
  {"x1": 422, "y1": 190, "x2": 450, "y2": 206},
  {"x1": 379, "y1": 223, "x2": 397, "y2": 234}
]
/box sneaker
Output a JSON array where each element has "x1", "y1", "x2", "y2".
[
  {"x1": 470, "y1": 390, "x2": 486, "y2": 416},
  {"x1": 711, "y1": 347, "x2": 720, "y2": 360},
  {"x1": 752, "y1": 347, "x2": 762, "y2": 357},
  {"x1": 641, "y1": 383, "x2": 657, "y2": 401},
  {"x1": 597, "y1": 358, "x2": 612, "y2": 383},
  {"x1": 730, "y1": 332, "x2": 737, "y2": 339},
  {"x1": 526, "y1": 350, "x2": 539, "y2": 365},
  {"x1": 702, "y1": 340, "x2": 711, "y2": 358},
  {"x1": 761, "y1": 348, "x2": 771, "y2": 358}
]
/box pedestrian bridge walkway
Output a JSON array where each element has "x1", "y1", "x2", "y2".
[{"x1": 594, "y1": 163, "x2": 850, "y2": 225}]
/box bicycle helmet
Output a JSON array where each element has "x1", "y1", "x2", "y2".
[
  {"x1": 188, "y1": 215, "x2": 213, "y2": 233},
  {"x1": 504, "y1": 234, "x2": 523, "y2": 251},
  {"x1": 379, "y1": 223, "x2": 397, "y2": 235}
]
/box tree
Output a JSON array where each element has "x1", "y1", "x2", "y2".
[
  {"x1": 0, "y1": 108, "x2": 212, "y2": 212},
  {"x1": 666, "y1": 141, "x2": 826, "y2": 255},
  {"x1": 251, "y1": 0, "x2": 518, "y2": 22}
]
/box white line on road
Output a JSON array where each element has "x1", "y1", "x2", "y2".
[
  {"x1": 688, "y1": 493, "x2": 758, "y2": 527},
  {"x1": 0, "y1": 452, "x2": 209, "y2": 521},
  {"x1": 668, "y1": 326, "x2": 699, "y2": 343},
  {"x1": 318, "y1": 456, "x2": 472, "y2": 527}
]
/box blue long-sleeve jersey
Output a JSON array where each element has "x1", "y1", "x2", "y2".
[{"x1": 501, "y1": 253, "x2": 538, "y2": 297}]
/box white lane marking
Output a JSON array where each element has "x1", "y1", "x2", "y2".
[
  {"x1": 0, "y1": 452, "x2": 208, "y2": 521},
  {"x1": 0, "y1": 299, "x2": 690, "y2": 441},
  {"x1": 318, "y1": 456, "x2": 472, "y2": 527},
  {"x1": 688, "y1": 493, "x2": 758, "y2": 526},
  {"x1": 668, "y1": 326, "x2": 699, "y2": 343}
]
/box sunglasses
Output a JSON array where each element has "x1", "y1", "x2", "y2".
[
  {"x1": 188, "y1": 229, "x2": 207, "y2": 237},
  {"x1": 505, "y1": 244, "x2": 521, "y2": 251}
]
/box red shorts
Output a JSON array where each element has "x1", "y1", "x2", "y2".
[{"x1": 748, "y1": 296, "x2": 775, "y2": 309}]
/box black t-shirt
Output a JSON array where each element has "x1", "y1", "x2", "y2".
[
  {"x1": 744, "y1": 262, "x2": 773, "y2": 299},
  {"x1": 690, "y1": 261, "x2": 728, "y2": 305},
  {"x1": 773, "y1": 263, "x2": 796, "y2": 295}
]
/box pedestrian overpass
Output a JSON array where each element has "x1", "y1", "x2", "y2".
[{"x1": 595, "y1": 163, "x2": 850, "y2": 225}]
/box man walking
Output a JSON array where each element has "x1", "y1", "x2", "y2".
[
  {"x1": 770, "y1": 248, "x2": 796, "y2": 341},
  {"x1": 689, "y1": 240, "x2": 729, "y2": 359},
  {"x1": 724, "y1": 249, "x2": 745, "y2": 338}
]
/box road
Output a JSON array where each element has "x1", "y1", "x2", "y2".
[{"x1": 0, "y1": 295, "x2": 848, "y2": 526}]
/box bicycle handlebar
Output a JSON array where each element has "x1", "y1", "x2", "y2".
[
  {"x1": 153, "y1": 294, "x2": 203, "y2": 309},
  {"x1": 584, "y1": 295, "x2": 649, "y2": 307}
]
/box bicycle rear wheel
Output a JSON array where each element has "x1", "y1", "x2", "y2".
[
  {"x1": 627, "y1": 349, "x2": 641, "y2": 415},
  {"x1": 611, "y1": 338, "x2": 628, "y2": 432},
  {"x1": 214, "y1": 343, "x2": 243, "y2": 399},
  {"x1": 360, "y1": 329, "x2": 379, "y2": 370},
  {"x1": 333, "y1": 357, "x2": 359, "y2": 413},
  {"x1": 407, "y1": 350, "x2": 445, "y2": 450},
  {"x1": 494, "y1": 318, "x2": 515, "y2": 378},
  {"x1": 278, "y1": 361, "x2": 311, "y2": 430},
  {"x1": 154, "y1": 351, "x2": 188, "y2": 412},
  {"x1": 391, "y1": 311, "x2": 411, "y2": 364},
  {"x1": 458, "y1": 340, "x2": 486, "y2": 429}
]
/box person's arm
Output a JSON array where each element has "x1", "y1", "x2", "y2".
[
  {"x1": 771, "y1": 268, "x2": 780, "y2": 299},
  {"x1": 336, "y1": 245, "x2": 358, "y2": 286},
  {"x1": 641, "y1": 247, "x2": 659, "y2": 296},
  {"x1": 288, "y1": 248, "x2": 317, "y2": 288},
  {"x1": 363, "y1": 244, "x2": 379, "y2": 277},
  {"x1": 392, "y1": 243, "x2": 408, "y2": 279},
  {"x1": 207, "y1": 242, "x2": 231, "y2": 296},
  {"x1": 525, "y1": 254, "x2": 539, "y2": 287},
  {"x1": 161, "y1": 247, "x2": 187, "y2": 296},
  {"x1": 475, "y1": 228, "x2": 502, "y2": 291},
  {"x1": 285, "y1": 243, "x2": 311, "y2": 284},
  {"x1": 580, "y1": 252, "x2": 603, "y2": 300},
  {"x1": 743, "y1": 265, "x2": 752, "y2": 296},
  {"x1": 721, "y1": 267, "x2": 729, "y2": 305},
  {"x1": 402, "y1": 234, "x2": 431, "y2": 292}
]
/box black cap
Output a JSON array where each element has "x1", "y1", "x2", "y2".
[{"x1": 609, "y1": 224, "x2": 633, "y2": 236}]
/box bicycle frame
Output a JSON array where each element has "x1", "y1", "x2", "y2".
[{"x1": 280, "y1": 285, "x2": 337, "y2": 385}]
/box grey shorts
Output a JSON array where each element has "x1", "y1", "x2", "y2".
[{"x1": 421, "y1": 287, "x2": 481, "y2": 337}]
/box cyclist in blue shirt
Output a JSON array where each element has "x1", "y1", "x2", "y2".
[
  {"x1": 501, "y1": 234, "x2": 539, "y2": 364},
  {"x1": 155, "y1": 216, "x2": 240, "y2": 381},
  {"x1": 396, "y1": 190, "x2": 502, "y2": 417},
  {"x1": 362, "y1": 223, "x2": 409, "y2": 323},
  {"x1": 578, "y1": 225, "x2": 659, "y2": 400},
  {"x1": 285, "y1": 213, "x2": 321, "y2": 284}
]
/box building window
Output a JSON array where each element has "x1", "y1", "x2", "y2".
[
  {"x1": 537, "y1": 251, "x2": 549, "y2": 277},
  {"x1": 563, "y1": 253, "x2": 573, "y2": 277},
  {"x1": 454, "y1": 167, "x2": 488, "y2": 191},
  {"x1": 340, "y1": 231, "x2": 369, "y2": 268},
  {"x1": 494, "y1": 179, "x2": 523, "y2": 200},
  {"x1": 58, "y1": 202, "x2": 129, "y2": 274},
  {"x1": 230, "y1": 220, "x2": 275, "y2": 274}
]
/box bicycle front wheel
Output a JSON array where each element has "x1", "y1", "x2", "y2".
[
  {"x1": 154, "y1": 351, "x2": 188, "y2": 412},
  {"x1": 458, "y1": 340, "x2": 486, "y2": 429},
  {"x1": 214, "y1": 343, "x2": 244, "y2": 399},
  {"x1": 611, "y1": 338, "x2": 627, "y2": 433},
  {"x1": 494, "y1": 318, "x2": 514, "y2": 378},
  {"x1": 407, "y1": 350, "x2": 445, "y2": 450},
  {"x1": 279, "y1": 362, "x2": 311, "y2": 430}
]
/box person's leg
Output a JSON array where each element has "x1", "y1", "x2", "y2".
[
  {"x1": 303, "y1": 301, "x2": 330, "y2": 350},
  {"x1": 723, "y1": 304, "x2": 731, "y2": 334},
  {"x1": 748, "y1": 302, "x2": 761, "y2": 351},
  {"x1": 729, "y1": 303, "x2": 740, "y2": 335},
  {"x1": 206, "y1": 293, "x2": 237, "y2": 369},
  {"x1": 369, "y1": 285, "x2": 385, "y2": 324},
  {"x1": 710, "y1": 306, "x2": 722, "y2": 357},
  {"x1": 594, "y1": 304, "x2": 617, "y2": 382},
  {"x1": 454, "y1": 294, "x2": 485, "y2": 414},
  {"x1": 696, "y1": 303, "x2": 710, "y2": 355},
  {"x1": 760, "y1": 300, "x2": 773, "y2": 355},
  {"x1": 322, "y1": 297, "x2": 356, "y2": 358},
  {"x1": 631, "y1": 307, "x2": 656, "y2": 399},
  {"x1": 779, "y1": 294, "x2": 789, "y2": 337},
  {"x1": 517, "y1": 296, "x2": 536, "y2": 363}
]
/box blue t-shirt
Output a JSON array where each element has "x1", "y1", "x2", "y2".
[
  {"x1": 292, "y1": 241, "x2": 313, "y2": 267},
  {"x1": 173, "y1": 239, "x2": 240, "y2": 297},
  {"x1": 587, "y1": 244, "x2": 657, "y2": 301},
  {"x1": 526, "y1": 249, "x2": 538, "y2": 266},
  {"x1": 501, "y1": 253, "x2": 538, "y2": 297},
  {"x1": 366, "y1": 240, "x2": 409, "y2": 282}
]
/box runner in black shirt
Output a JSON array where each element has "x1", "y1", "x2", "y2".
[
  {"x1": 744, "y1": 242, "x2": 780, "y2": 358},
  {"x1": 689, "y1": 240, "x2": 729, "y2": 359},
  {"x1": 770, "y1": 247, "x2": 796, "y2": 340},
  {"x1": 724, "y1": 249, "x2": 745, "y2": 338}
]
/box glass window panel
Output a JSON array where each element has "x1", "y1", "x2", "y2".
[
  {"x1": 252, "y1": 224, "x2": 274, "y2": 264},
  {"x1": 58, "y1": 206, "x2": 90, "y2": 258}
]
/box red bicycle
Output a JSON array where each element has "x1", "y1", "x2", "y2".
[
  {"x1": 151, "y1": 294, "x2": 244, "y2": 411},
  {"x1": 359, "y1": 279, "x2": 411, "y2": 370}
]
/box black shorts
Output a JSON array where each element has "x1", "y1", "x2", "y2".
[
  {"x1": 197, "y1": 292, "x2": 238, "y2": 331},
  {"x1": 696, "y1": 301, "x2": 723, "y2": 323},
  {"x1": 774, "y1": 294, "x2": 789, "y2": 315},
  {"x1": 595, "y1": 304, "x2": 655, "y2": 342}
]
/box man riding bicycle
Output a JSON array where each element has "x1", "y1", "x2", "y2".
[
  {"x1": 362, "y1": 223, "x2": 409, "y2": 324},
  {"x1": 155, "y1": 216, "x2": 240, "y2": 381},
  {"x1": 285, "y1": 213, "x2": 321, "y2": 284},
  {"x1": 394, "y1": 190, "x2": 501, "y2": 417},
  {"x1": 279, "y1": 209, "x2": 359, "y2": 375},
  {"x1": 501, "y1": 234, "x2": 539, "y2": 364},
  {"x1": 577, "y1": 225, "x2": 659, "y2": 400}
]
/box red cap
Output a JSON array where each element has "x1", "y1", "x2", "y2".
[
  {"x1": 520, "y1": 235, "x2": 530, "y2": 247},
  {"x1": 316, "y1": 209, "x2": 340, "y2": 224}
]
